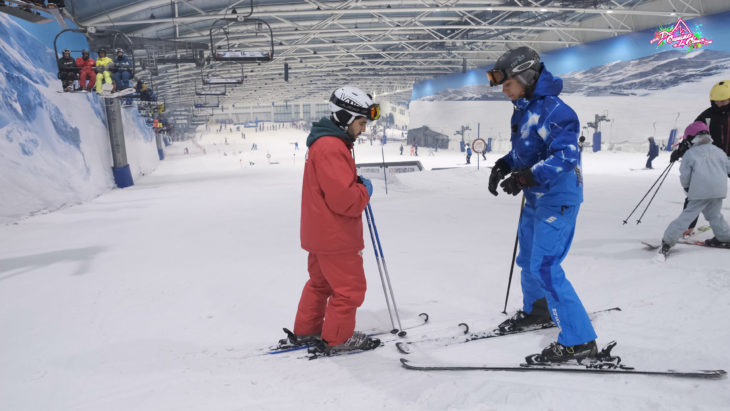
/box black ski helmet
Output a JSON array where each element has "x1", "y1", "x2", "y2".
[
  {"x1": 488, "y1": 46, "x2": 541, "y2": 89},
  {"x1": 98, "y1": 48, "x2": 107, "y2": 55}
]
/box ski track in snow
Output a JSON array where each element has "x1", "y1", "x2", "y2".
[{"x1": 1, "y1": 127, "x2": 730, "y2": 411}]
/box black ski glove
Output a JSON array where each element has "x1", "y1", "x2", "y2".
[
  {"x1": 488, "y1": 158, "x2": 511, "y2": 196},
  {"x1": 670, "y1": 139, "x2": 691, "y2": 163},
  {"x1": 500, "y1": 168, "x2": 538, "y2": 196}
]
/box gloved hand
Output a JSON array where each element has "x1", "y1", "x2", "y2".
[
  {"x1": 670, "y1": 139, "x2": 691, "y2": 162},
  {"x1": 357, "y1": 175, "x2": 373, "y2": 197},
  {"x1": 488, "y1": 158, "x2": 511, "y2": 196},
  {"x1": 500, "y1": 168, "x2": 538, "y2": 196}
]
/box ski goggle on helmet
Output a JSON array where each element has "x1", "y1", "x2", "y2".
[
  {"x1": 487, "y1": 46, "x2": 541, "y2": 87},
  {"x1": 329, "y1": 86, "x2": 381, "y2": 124}
]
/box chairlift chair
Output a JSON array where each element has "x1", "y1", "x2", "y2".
[
  {"x1": 195, "y1": 82, "x2": 227, "y2": 96},
  {"x1": 194, "y1": 96, "x2": 220, "y2": 109},
  {"x1": 85, "y1": 29, "x2": 136, "y2": 78},
  {"x1": 201, "y1": 63, "x2": 244, "y2": 85},
  {"x1": 209, "y1": 17, "x2": 274, "y2": 64},
  {"x1": 1, "y1": 0, "x2": 53, "y2": 23}
]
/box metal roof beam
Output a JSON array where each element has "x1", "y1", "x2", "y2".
[{"x1": 87, "y1": 6, "x2": 697, "y2": 28}]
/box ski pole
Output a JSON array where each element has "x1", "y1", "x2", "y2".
[
  {"x1": 636, "y1": 161, "x2": 675, "y2": 224},
  {"x1": 621, "y1": 162, "x2": 673, "y2": 224},
  {"x1": 365, "y1": 203, "x2": 400, "y2": 335},
  {"x1": 366, "y1": 203, "x2": 407, "y2": 336},
  {"x1": 502, "y1": 195, "x2": 526, "y2": 314}
]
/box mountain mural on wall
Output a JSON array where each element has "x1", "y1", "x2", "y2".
[
  {"x1": 416, "y1": 49, "x2": 730, "y2": 101},
  {"x1": 0, "y1": 14, "x2": 158, "y2": 224},
  {"x1": 0, "y1": 14, "x2": 101, "y2": 160}
]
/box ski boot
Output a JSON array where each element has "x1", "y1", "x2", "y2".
[
  {"x1": 311, "y1": 331, "x2": 381, "y2": 357},
  {"x1": 497, "y1": 298, "x2": 554, "y2": 333},
  {"x1": 532, "y1": 340, "x2": 598, "y2": 364},
  {"x1": 705, "y1": 237, "x2": 730, "y2": 248},
  {"x1": 276, "y1": 328, "x2": 322, "y2": 350},
  {"x1": 660, "y1": 241, "x2": 671, "y2": 256}
]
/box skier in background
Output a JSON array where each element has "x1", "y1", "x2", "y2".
[
  {"x1": 694, "y1": 80, "x2": 730, "y2": 157},
  {"x1": 670, "y1": 80, "x2": 730, "y2": 237},
  {"x1": 465, "y1": 144, "x2": 472, "y2": 164},
  {"x1": 289, "y1": 86, "x2": 381, "y2": 355},
  {"x1": 659, "y1": 121, "x2": 730, "y2": 257},
  {"x1": 646, "y1": 137, "x2": 659, "y2": 169},
  {"x1": 74, "y1": 49, "x2": 95, "y2": 91},
  {"x1": 57, "y1": 49, "x2": 76, "y2": 91},
  {"x1": 94, "y1": 48, "x2": 113, "y2": 93},
  {"x1": 111, "y1": 48, "x2": 132, "y2": 91},
  {"x1": 486, "y1": 46, "x2": 597, "y2": 363}
]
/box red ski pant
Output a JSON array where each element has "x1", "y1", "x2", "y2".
[
  {"x1": 79, "y1": 69, "x2": 96, "y2": 90},
  {"x1": 294, "y1": 252, "x2": 366, "y2": 345}
]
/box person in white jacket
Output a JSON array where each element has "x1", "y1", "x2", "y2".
[{"x1": 660, "y1": 121, "x2": 730, "y2": 255}]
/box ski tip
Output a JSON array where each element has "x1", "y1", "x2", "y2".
[
  {"x1": 395, "y1": 342, "x2": 412, "y2": 355},
  {"x1": 419, "y1": 312, "x2": 430, "y2": 322},
  {"x1": 458, "y1": 322, "x2": 469, "y2": 334},
  {"x1": 400, "y1": 358, "x2": 410, "y2": 365}
]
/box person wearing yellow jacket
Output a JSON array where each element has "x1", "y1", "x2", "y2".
[{"x1": 94, "y1": 48, "x2": 114, "y2": 93}]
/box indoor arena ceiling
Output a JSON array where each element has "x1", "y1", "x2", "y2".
[{"x1": 62, "y1": 0, "x2": 728, "y2": 111}]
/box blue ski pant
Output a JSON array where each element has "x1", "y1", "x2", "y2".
[
  {"x1": 112, "y1": 71, "x2": 131, "y2": 90},
  {"x1": 516, "y1": 202, "x2": 597, "y2": 346}
]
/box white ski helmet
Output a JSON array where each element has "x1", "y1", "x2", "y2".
[{"x1": 329, "y1": 86, "x2": 380, "y2": 129}]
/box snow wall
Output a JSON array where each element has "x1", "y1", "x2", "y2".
[
  {"x1": 409, "y1": 11, "x2": 730, "y2": 153},
  {"x1": 0, "y1": 14, "x2": 159, "y2": 224}
]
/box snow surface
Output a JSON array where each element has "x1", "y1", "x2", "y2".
[{"x1": 2, "y1": 126, "x2": 729, "y2": 411}]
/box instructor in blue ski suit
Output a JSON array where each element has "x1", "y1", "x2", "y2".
[{"x1": 487, "y1": 47, "x2": 597, "y2": 363}]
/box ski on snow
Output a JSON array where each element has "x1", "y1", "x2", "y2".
[
  {"x1": 266, "y1": 312, "x2": 430, "y2": 356},
  {"x1": 396, "y1": 307, "x2": 621, "y2": 355},
  {"x1": 642, "y1": 226, "x2": 716, "y2": 251},
  {"x1": 400, "y1": 341, "x2": 726, "y2": 379},
  {"x1": 643, "y1": 239, "x2": 730, "y2": 251},
  {"x1": 400, "y1": 358, "x2": 725, "y2": 379}
]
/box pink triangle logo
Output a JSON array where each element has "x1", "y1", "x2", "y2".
[{"x1": 650, "y1": 18, "x2": 713, "y2": 49}]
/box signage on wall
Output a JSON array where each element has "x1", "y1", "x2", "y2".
[{"x1": 650, "y1": 18, "x2": 713, "y2": 50}]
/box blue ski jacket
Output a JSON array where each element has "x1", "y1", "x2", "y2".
[
  {"x1": 113, "y1": 55, "x2": 132, "y2": 72},
  {"x1": 497, "y1": 64, "x2": 583, "y2": 206}
]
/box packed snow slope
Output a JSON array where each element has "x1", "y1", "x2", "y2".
[
  {"x1": 1, "y1": 125, "x2": 729, "y2": 411},
  {"x1": 0, "y1": 14, "x2": 159, "y2": 224}
]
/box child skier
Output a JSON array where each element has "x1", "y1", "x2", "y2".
[{"x1": 659, "y1": 121, "x2": 730, "y2": 257}]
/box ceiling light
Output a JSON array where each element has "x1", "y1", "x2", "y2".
[
  {"x1": 540, "y1": 8, "x2": 548, "y2": 12},
  {"x1": 606, "y1": 10, "x2": 613, "y2": 14},
  {"x1": 670, "y1": 12, "x2": 677, "y2": 16}
]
